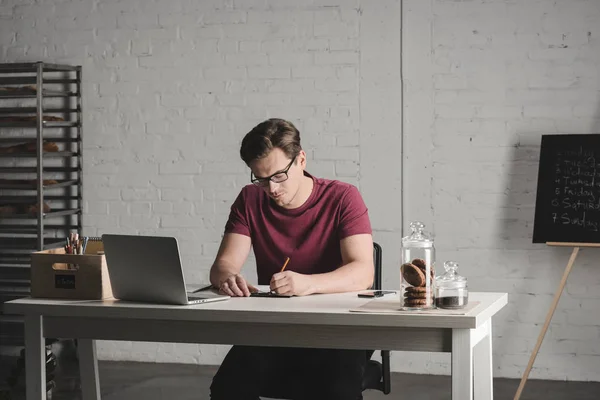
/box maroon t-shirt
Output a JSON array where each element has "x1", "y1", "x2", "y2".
[{"x1": 224, "y1": 172, "x2": 372, "y2": 285}]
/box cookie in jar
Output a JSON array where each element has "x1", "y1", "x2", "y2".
[{"x1": 400, "y1": 222, "x2": 435, "y2": 310}]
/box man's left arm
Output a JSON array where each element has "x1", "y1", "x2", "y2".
[
  {"x1": 270, "y1": 233, "x2": 374, "y2": 296},
  {"x1": 306, "y1": 233, "x2": 375, "y2": 294},
  {"x1": 270, "y1": 185, "x2": 374, "y2": 296}
]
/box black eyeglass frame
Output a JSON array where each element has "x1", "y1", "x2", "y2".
[{"x1": 250, "y1": 156, "x2": 297, "y2": 187}]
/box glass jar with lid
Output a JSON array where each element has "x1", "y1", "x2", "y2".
[
  {"x1": 435, "y1": 261, "x2": 468, "y2": 309},
  {"x1": 400, "y1": 221, "x2": 435, "y2": 310}
]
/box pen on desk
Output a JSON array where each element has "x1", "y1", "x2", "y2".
[{"x1": 280, "y1": 256, "x2": 290, "y2": 272}]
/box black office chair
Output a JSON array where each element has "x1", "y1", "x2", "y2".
[
  {"x1": 261, "y1": 242, "x2": 391, "y2": 399},
  {"x1": 362, "y1": 242, "x2": 391, "y2": 394}
]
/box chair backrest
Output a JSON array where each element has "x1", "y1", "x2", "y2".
[{"x1": 372, "y1": 242, "x2": 382, "y2": 290}]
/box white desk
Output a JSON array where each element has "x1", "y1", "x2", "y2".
[{"x1": 5, "y1": 291, "x2": 507, "y2": 400}]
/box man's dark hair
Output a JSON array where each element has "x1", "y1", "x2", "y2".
[{"x1": 240, "y1": 118, "x2": 302, "y2": 165}]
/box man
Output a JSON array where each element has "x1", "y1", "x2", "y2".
[{"x1": 209, "y1": 118, "x2": 374, "y2": 400}]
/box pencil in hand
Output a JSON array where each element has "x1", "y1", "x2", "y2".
[
  {"x1": 269, "y1": 257, "x2": 291, "y2": 294},
  {"x1": 280, "y1": 257, "x2": 290, "y2": 272}
]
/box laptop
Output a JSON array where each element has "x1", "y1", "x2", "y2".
[{"x1": 102, "y1": 234, "x2": 230, "y2": 305}]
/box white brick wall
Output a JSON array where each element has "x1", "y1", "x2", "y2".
[
  {"x1": 4, "y1": 0, "x2": 600, "y2": 383},
  {"x1": 404, "y1": 0, "x2": 600, "y2": 381}
]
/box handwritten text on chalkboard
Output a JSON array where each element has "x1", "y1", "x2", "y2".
[{"x1": 551, "y1": 147, "x2": 600, "y2": 232}]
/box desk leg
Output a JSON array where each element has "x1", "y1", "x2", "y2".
[
  {"x1": 24, "y1": 314, "x2": 46, "y2": 400},
  {"x1": 474, "y1": 321, "x2": 493, "y2": 400},
  {"x1": 452, "y1": 328, "x2": 473, "y2": 400},
  {"x1": 78, "y1": 339, "x2": 100, "y2": 400}
]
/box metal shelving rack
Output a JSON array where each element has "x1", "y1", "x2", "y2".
[{"x1": 0, "y1": 62, "x2": 82, "y2": 348}]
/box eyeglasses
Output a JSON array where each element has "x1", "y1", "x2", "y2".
[{"x1": 251, "y1": 156, "x2": 296, "y2": 187}]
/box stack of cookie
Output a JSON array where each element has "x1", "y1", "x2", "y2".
[{"x1": 401, "y1": 258, "x2": 435, "y2": 307}]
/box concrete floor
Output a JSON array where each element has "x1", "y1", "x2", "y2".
[{"x1": 2, "y1": 354, "x2": 600, "y2": 400}]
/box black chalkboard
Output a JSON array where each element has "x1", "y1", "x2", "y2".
[{"x1": 532, "y1": 134, "x2": 600, "y2": 243}]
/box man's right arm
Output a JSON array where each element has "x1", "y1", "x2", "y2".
[{"x1": 209, "y1": 233, "x2": 253, "y2": 296}]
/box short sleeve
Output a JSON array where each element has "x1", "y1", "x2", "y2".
[
  {"x1": 338, "y1": 185, "x2": 372, "y2": 239},
  {"x1": 224, "y1": 188, "x2": 251, "y2": 237}
]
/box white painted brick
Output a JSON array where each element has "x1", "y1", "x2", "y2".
[
  {"x1": 330, "y1": 38, "x2": 358, "y2": 51},
  {"x1": 225, "y1": 53, "x2": 268, "y2": 65},
  {"x1": 172, "y1": 202, "x2": 194, "y2": 215},
  {"x1": 119, "y1": 215, "x2": 160, "y2": 229},
  {"x1": 261, "y1": 39, "x2": 284, "y2": 52},
  {"x1": 314, "y1": 8, "x2": 340, "y2": 24},
  {"x1": 130, "y1": 202, "x2": 151, "y2": 216},
  {"x1": 326, "y1": 117, "x2": 355, "y2": 132},
  {"x1": 247, "y1": 10, "x2": 313, "y2": 24},
  {"x1": 158, "y1": 13, "x2": 199, "y2": 27},
  {"x1": 180, "y1": 25, "x2": 222, "y2": 40},
  {"x1": 110, "y1": 172, "x2": 153, "y2": 188},
  {"x1": 203, "y1": 10, "x2": 247, "y2": 24},
  {"x1": 138, "y1": 55, "x2": 174, "y2": 68},
  {"x1": 433, "y1": 73, "x2": 469, "y2": 90},
  {"x1": 334, "y1": 160, "x2": 359, "y2": 177},
  {"x1": 247, "y1": 66, "x2": 290, "y2": 79},
  {"x1": 141, "y1": 27, "x2": 179, "y2": 41},
  {"x1": 84, "y1": 201, "x2": 109, "y2": 215},
  {"x1": 233, "y1": 0, "x2": 267, "y2": 9},
  {"x1": 159, "y1": 161, "x2": 202, "y2": 175},
  {"x1": 268, "y1": 53, "x2": 313, "y2": 66},
  {"x1": 523, "y1": 105, "x2": 573, "y2": 119},
  {"x1": 245, "y1": 92, "x2": 290, "y2": 106},
  {"x1": 315, "y1": 51, "x2": 359, "y2": 65},
  {"x1": 203, "y1": 161, "x2": 247, "y2": 175},
  {"x1": 108, "y1": 201, "x2": 129, "y2": 217},
  {"x1": 314, "y1": 22, "x2": 357, "y2": 38},
  {"x1": 266, "y1": 0, "x2": 315, "y2": 9},
  {"x1": 6, "y1": 46, "x2": 26, "y2": 58},
  {"x1": 121, "y1": 188, "x2": 161, "y2": 201},
  {"x1": 116, "y1": 13, "x2": 159, "y2": 29},
  {"x1": 285, "y1": 38, "x2": 330, "y2": 52},
  {"x1": 239, "y1": 40, "x2": 260, "y2": 53},
  {"x1": 160, "y1": 94, "x2": 201, "y2": 108},
  {"x1": 269, "y1": 23, "x2": 304, "y2": 39},
  {"x1": 265, "y1": 106, "x2": 315, "y2": 118},
  {"x1": 161, "y1": 189, "x2": 204, "y2": 202},
  {"x1": 0, "y1": 5, "x2": 14, "y2": 17},
  {"x1": 204, "y1": 66, "x2": 246, "y2": 79},
  {"x1": 216, "y1": 93, "x2": 246, "y2": 106},
  {"x1": 478, "y1": 105, "x2": 523, "y2": 119},
  {"x1": 313, "y1": 146, "x2": 359, "y2": 161},
  {"x1": 218, "y1": 38, "x2": 239, "y2": 53},
  {"x1": 150, "y1": 175, "x2": 195, "y2": 189},
  {"x1": 291, "y1": 66, "x2": 336, "y2": 78},
  {"x1": 131, "y1": 38, "x2": 151, "y2": 56},
  {"x1": 220, "y1": 23, "x2": 271, "y2": 39},
  {"x1": 13, "y1": 3, "x2": 55, "y2": 19},
  {"x1": 315, "y1": 77, "x2": 356, "y2": 92},
  {"x1": 151, "y1": 202, "x2": 173, "y2": 214},
  {"x1": 84, "y1": 215, "x2": 120, "y2": 230},
  {"x1": 160, "y1": 215, "x2": 206, "y2": 228},
  {"x1": 226, "y1": 80, "x2": 268, "y2": 93}
]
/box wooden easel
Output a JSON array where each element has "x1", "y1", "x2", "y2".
[{"x1": 514, "y1": 242, "x2": 600, "y2": 400}]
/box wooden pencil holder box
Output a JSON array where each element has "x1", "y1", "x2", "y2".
[{"x1": 30, "y1": 247, "x2": 113, "y2": 300}]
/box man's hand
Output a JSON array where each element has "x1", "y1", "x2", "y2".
[
  {"x1": 270, "y1": 271, "x2": 313, "y2": 296},
  {"x1": 218, "y1": 274, "x2": 257, "y2": 297}
]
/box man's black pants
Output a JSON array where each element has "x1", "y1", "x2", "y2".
[{"x1": 210, "y1": 345, "x2": 367, "y2": 400}]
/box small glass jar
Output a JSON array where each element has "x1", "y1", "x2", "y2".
[
  {"x1": 435, "y1": 261, "x2": 468, "y2": 309},
  {"x1": 400, "y1": 221, "x2": 435, "y2": 310}
]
